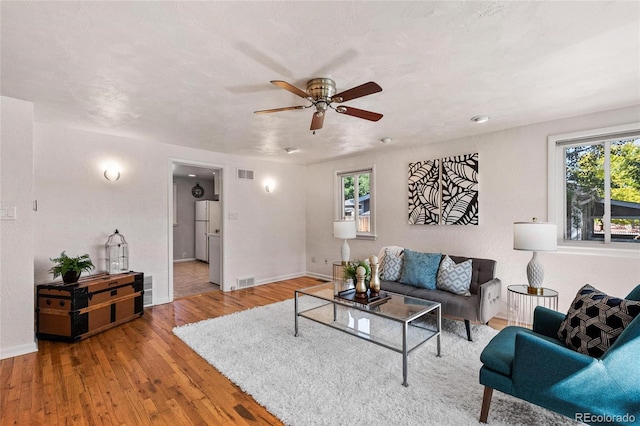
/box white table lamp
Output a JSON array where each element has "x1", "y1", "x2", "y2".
[
  {"x1": 333, "y1": 221, "x2": 357, "y2": 264},
  {"x1": 514, "y1": 218, "x2": 557, "y2": 294}
]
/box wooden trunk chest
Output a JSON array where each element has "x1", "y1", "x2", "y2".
[{"x1": 36, "y1": 271, "x2": 144, "y2": 342}]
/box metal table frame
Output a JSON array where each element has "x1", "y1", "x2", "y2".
[
  {"x1": 294, "y1": 283, "x2": 441, "y2": 387},
  {"x1": 507, "y1": 285, "x2": 559, "y2": 328}
]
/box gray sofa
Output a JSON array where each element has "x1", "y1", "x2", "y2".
[{"x1": 377, "y1": 247, "x2": 502, "y2": 341}]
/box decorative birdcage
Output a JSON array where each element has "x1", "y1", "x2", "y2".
[{"x1": 105, "y1": 229, "x2": 129, "y2": 274}]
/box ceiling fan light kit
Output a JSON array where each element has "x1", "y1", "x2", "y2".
[{"x1": 254, "y1": 78, "x2": 383, "y2": 131}]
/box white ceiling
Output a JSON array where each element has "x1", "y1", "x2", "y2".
[{"x1": 2, "y1": 1, "x2": 639, "y2": 165}]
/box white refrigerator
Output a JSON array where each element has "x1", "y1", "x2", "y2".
[{"x1": 195, "y1": 200, "x2": 221, "y2": 262}]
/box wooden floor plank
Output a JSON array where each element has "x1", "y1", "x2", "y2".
[{"x1": 0, "y1": 276, "x2": 505, "y2": 425}]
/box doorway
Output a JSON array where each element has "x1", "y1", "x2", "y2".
[{"x1": 170, "y1": 161, "x2": 224, "y2": 299}]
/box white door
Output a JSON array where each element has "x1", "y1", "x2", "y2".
[
  {"x1": 208, "y1": 201, "x2": 221, "y2": 234},
  {"x1": 208, "y1": 235, "x2": 221, "y2": 284}
]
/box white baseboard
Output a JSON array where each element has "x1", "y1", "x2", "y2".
[
  {"x1": 173, "y1": 258, "x2": 196, "y2": 263},
  {"x1": 0, "y1": 341, "x2": 38, "y2": 360},
  {"x1": 306, "y1": 272, "x2": 331, "y2": 282},
  {"x1": 154, "y1": 296, "x2": 173, "y2": 305},
  {"x1": 221, "y1": 271, "x2": 327, "y2": 293}
]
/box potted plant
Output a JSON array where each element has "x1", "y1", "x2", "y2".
[
  {"x1": 49, "y1": 251, "x2": 95, "y2": 284},
  {"x1": 343, "y1": 259, "x2": 371, "y2": 285}
]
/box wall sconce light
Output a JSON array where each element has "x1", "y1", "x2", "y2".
[
  {"x1": 104, "y1": 165, "x2": 121, "y2": 182},
  {"x1": 264, "y1": 180, "x2": 275, "y2": 193}
]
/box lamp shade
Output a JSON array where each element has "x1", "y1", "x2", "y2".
[
  {"x1": 513, "y1": 221, "x2": 557, "y2": 251},
  {"x1": 333, "y1": 221, "x2": 356, "y2": 240}
]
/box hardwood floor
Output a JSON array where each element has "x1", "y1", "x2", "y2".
[
  {"x1": 173, "y1": 260, "x2": 219, "y2": 299},
  {"x1": 1, "y1": 276, "x2": 506, "y2": 425}
]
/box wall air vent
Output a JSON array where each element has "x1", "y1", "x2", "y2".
[
  {"x1": 237, "y1": 277, "x2": 255, "y2": 289},
  {"x1": 237, "y1": 168, "x2": 254, "y2": 180},
  {"x1": 143, "y1": 275, "x2": 153, "y2": 307}
]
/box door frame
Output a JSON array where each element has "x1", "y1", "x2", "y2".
[{"x1": 168, "y1": 158, "x2": 227, "y2": 300}]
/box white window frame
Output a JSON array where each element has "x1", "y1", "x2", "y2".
[
  {"x1": 335, "y1": 166, "x2": 376, "y2": 240},
  {"x1": 548, "y1": 122, "x2": 640, "y2": 258}
]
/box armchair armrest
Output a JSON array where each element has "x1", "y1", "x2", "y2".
[
  {"x1": 512, "y1": 331, "x2": 597, "y2": 391},
  {"x1": 513, "y1": 328, "x2": 639, "y2": 420},
  {"x1": 532, "y1": 306, "x2": 565, "y2": 339},
  {"x1": 478, "y1": 278, "x2": 502, "y2": 324}
]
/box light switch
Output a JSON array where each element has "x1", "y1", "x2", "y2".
[{"x1": 228, "y1": 212, "x2": 238, "y2": 220}]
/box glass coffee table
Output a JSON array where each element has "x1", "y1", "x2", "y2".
[{"x1": 294, "y1": 282, "x2": 441, "y2": 386}]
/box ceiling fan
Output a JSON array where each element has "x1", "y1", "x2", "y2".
[{"x1": 254, "y1": 78, "x2": 383, "y2": 132}]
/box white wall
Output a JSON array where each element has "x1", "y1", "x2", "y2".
[
  {"x1": 306, "y1": 105, "x2": 640, "y2": 315},
  {"x1": 0, "y1": 97, "x2": 36, "y2": 359},
  {"x1": 1, "y1": 109, "x2": 307, "y2": 358},
  {"x1": 32, "y1": 123, "x2": 306, "y2": 300}
]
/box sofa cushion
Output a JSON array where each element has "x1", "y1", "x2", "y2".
[
  {"x1": 436, "y1": 255, "x2": 472, "y2": 296},
  {"x1": 381, "y1": 255, "x2": 403, "y2": 281},
  {"x1": 557, "y1": 284, "x2": 640, "y2": 358},
  {"x1": 379, "y1": 280, "x2": 415, "y2": 295},
  {"x1": 399, "y1": 249, "x2": 441, "y2": 289}
]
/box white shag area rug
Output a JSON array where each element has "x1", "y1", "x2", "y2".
[{"x1": 173, "y1": 299, "x2": 579, "y2": 426}]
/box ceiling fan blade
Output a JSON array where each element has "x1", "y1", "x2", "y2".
[
  {"x1": 271, "y1": 80, "x2": 310, "y2": 99},
  {"x1": 336, "y1": 106, "x2": 383, "y2": 122},
  {"x1": 254, "y1": 106, "x2": 305, "y2": 114},
  {"x1": 332, "y1": 81, "x2": 382, "y2": 102},
  {"x1": 310, "y1": 112, "x2": 325, "y2": 130}
]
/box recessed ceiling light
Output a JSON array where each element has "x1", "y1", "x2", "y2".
[
  {"x1": 188, "y1": 174, "x2": 196, "y2": 177},
  {"x1": 380, "y1": 137, "x2": 392, "y2": 144},
  {"x1": 471, "y1": 115, "x2": 490, "y2": 123}
]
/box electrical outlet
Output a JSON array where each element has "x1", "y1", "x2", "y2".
[
  {"x1": 182, "y1": 252, "x2": 187, "y2": 258},
  {"x1": 324, "y1": 259, "x2": 328, "y2": 265}
]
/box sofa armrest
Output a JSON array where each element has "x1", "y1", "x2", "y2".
[
  {"x1": 478, "y1": 278, "x2": 502, "y2": 324},
  {"x1": 532, "y1": 306, "x2": 565, "y2": 339}
]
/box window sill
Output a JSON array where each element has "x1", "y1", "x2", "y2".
[
  {"x1": 356, "y1": 234, "x2": 377, "y2": 241},
  {"x1": 556, "y1": 242, "x2": 640, "y2": 259}
]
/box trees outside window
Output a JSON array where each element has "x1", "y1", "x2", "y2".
[
  {"x1": 337, "y1": 168, "x2": 373, "y2": 236},
  {"x1": 563, "y1": 136, "x2": 640, "y2": 244}
]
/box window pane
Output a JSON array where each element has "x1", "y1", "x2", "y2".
[
  {"x1": 357, "y1": 173, "x2": 370, "y2": 232},
  {"x1": 565, "y1": 144, "x2": 604, "y2": 242},
  {"x1": 338, "y1": 168, "x2": 374, "y2": 236},
  {"x1": 341, "y1": 175, "x2": 354, "y2": 221},
  {"x1": 610, "y1": 138, "x2": 640, "y2": 243}
]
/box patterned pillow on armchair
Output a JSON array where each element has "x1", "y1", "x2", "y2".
[{"x1": 558, "y1": 284, "x2": 640, "y2": 358}]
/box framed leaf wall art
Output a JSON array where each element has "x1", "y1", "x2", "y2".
[{"x1": 408, "y1": 153, "x2": 478, "y2": 225}]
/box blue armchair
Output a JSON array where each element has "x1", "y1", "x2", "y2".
[{"x1": 479, "y1": 285, "x2": 640, "y2": 425}]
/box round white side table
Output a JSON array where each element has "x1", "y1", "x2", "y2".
[{"x1": 507, "y1": 285, "x2": 559, "y2": 328}]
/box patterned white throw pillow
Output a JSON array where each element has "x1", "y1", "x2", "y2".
[
  {"x1": 436, "y1": 255, "x2": 472, "y2": 296},
  {"x1": 381, "y1": 255, "x2": 403, "y2": 281}
]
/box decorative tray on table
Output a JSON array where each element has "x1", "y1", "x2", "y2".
[{"x1": 334, "y1": 288, "x2": 391, "y2": 306}]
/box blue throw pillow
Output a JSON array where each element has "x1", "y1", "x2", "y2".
[{"x1": 399, "y1": 249, "x2": 442, "y2": 289}]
